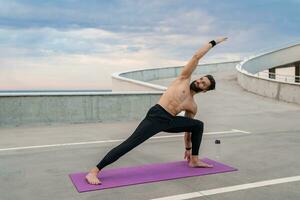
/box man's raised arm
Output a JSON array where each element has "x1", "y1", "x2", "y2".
[{"x1": 180, "y1": 37, "x2": 228, "y2": 79}]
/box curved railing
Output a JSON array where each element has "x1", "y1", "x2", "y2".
[
  {"x1": 256, "y1": 71, "x2": 300, "y2": 84},
  {"x1": 236, "y1": 43, "x2": 300, "y2": 104}
]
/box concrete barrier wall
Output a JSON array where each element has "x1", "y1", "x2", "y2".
[
  {"x1": 237, "y1": 43, "x2": 300, "y2": 105},
  {"x1": 112, "y1": 61, "x2": 240, "y2": 91},
  {"x1": 0, "y1": 92, "x2": 162, "y2": 128},
  {"x1": 237, "y1": 72, "x2": 300, "y2": 104}
]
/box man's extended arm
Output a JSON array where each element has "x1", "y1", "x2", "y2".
[
  {"x1": 183, "y1": 111, "x2": 195, "y2": 161},
  {"x1": 184, "y1": 132, "x2": 192, "y2": 149},
  {"x1": 180, "y1": 37, "x2": 228, "y2": 79},
  {"x1": 184, "y1": 111, "x2": 195, "y2": 149}
]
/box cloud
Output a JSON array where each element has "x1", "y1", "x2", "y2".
[
  {"x1": 0, "y1": 0, "x2": 299, "y2": 90},
  {"x1": 0, "y1": 24, "x2": 284, "y2": 90},
  {"x1": 156, "y1": 10, "x2": 215, "y2": 34},
  {"x1": 0, "y1": 46, "x2": 187, "y2": 90}
]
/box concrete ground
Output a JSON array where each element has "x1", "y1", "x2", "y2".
[{"x1": 0, "y1": 71, "x2": 300, "y2": 200}]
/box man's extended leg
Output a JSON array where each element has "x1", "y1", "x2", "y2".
[
  {"x1": 85, "y1": 104, "x2": 171, "y2": 185},
  {"x1": 96, "y1": 117, "x2": 162, "y2": 170}
]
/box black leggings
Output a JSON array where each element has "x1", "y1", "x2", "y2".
[{"x1": 96, "y1": 104, "x2": 204, "y2": 170}]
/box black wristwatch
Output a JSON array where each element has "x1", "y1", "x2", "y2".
[
  {"x1": 209, "y1": 40, "x2": 217, "y2": 47},
  {"x1": 185, "y1": 147, "x2": 192, "y2": 150}
]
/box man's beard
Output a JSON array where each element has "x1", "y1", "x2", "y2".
[{"x1": 190, "y1": 80, "x2": 203, "y2": 93}]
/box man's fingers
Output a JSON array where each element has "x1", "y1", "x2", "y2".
[{"x1": 216, "y1": 37, "x2": 228, "y2": 44}]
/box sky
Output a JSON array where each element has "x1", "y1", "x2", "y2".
[{"x1": 0, "y1": 0, "x2": 299, "y2": 90}]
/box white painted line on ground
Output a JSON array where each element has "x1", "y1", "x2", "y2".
[
  {"x1": 0, "y1": 129, "x2": 249, "y2": 152},
  {"x1": 0, "y1": 139, "x2": 122, "y2": 151},
  {"x1": 152, "y1": 192, "x2": 204, "y2": 200},
  {"x1": 204, "y1": 129, "x2": 251, "y2": 135},
  {"x1": 231, "y1": 129, "x2": 251, "y2": 134},
  {"x1": 150, "y1": 175, "x2": 300, "y2": 200}
]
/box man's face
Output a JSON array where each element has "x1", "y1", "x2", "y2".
[{"x1": 190, "y1": 76, "x2": 211, "y2": 93}]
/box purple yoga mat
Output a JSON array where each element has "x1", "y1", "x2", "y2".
[{"x1": 69, "y1": 158, "x2": 237, "y2": 193}]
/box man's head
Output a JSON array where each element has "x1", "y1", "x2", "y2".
[{"x1": 190, "y1": 74, "x2": 216, "y2": 93}]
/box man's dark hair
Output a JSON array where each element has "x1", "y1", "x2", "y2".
[{"x1": 204, "y1": 74, "x2": 216, "y2": 90}]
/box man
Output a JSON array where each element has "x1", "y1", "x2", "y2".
[{"x1": 86, "y1": 37, "x2": 228, "y2": 185}]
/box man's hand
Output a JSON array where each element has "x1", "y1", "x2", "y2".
[
  {"x1": 215, "y1": 37, "x2": 228, "y2": 44},
  {"x1": 184, "y1": 149, "x2": 192, "y2": 162}
]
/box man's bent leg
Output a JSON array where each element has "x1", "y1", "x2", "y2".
[
  {"x1": 163, "y1": 116, "x2": 212, "y2": 168},
  {"x1": 164, "y1": 116, "x2": 204, "y2": 155}
]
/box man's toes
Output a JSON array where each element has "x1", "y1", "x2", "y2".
[{"x1": 91, "y1": 178, "x2": 101, "y2": 185}]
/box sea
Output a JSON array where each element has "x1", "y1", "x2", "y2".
[
  {"x1": 0, "y1": 90, "x2": 112, "y2": 92},
  {"x1": 0, "y1": 90, "x2": 112, "y2": 95}
]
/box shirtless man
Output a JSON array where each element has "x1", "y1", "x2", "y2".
[{"x1": 86, "y1": 37, "x2": 228, "y2": 185}]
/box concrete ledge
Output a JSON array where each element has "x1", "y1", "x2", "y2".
[
  {"x1": 0, "y1": 92, "x2": 162, "y2": 128},
  {"x1": 237, "y1": 43, "x2": 300, "y2": 105}
]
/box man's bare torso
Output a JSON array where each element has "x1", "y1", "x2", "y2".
[
  {"x1": 158, "y1": 76, "x2": 197, "y2": 116},
  {"x1": 157, "y1": 37, "x2": 227, "y2": 116}
]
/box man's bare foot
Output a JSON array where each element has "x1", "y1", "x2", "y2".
[
  {"x1": 85, "y1": 167, "x2": 101, "y2": 185},
  {"x1": 189, "y1": 160, "x2": 213, "y2": 168},
  {"x1": 189, "y1": 157, "x2": 213, "y2": 168}
]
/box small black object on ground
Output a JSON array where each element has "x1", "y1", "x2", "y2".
[{"x1": 215, "y1": 139, "x2": 221, "y2": 144}]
